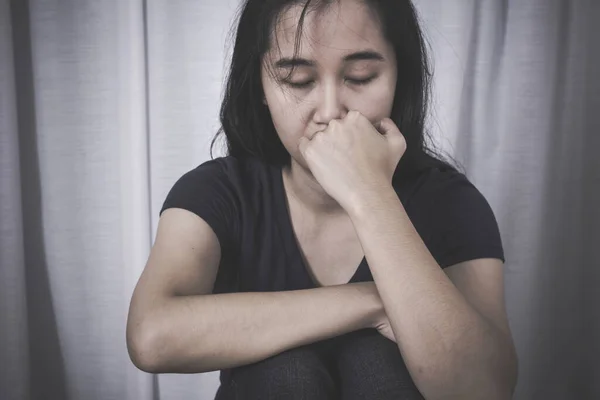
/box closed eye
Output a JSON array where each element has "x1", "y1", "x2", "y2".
[
  {"x1": 284, "y1": 75, "x2": 377, "y2": 89},
  {"x1": 345, "y1": 76, "x2": 376, "y2": 86},
  {"x1": 285, "y1": 80, "x2": 314, "y2": 89}
]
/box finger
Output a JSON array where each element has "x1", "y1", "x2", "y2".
[
  {"x1": 379, "y1": 118, "x2": 402, "y2": 140},
  {"x1": 311, "y1": 129, "x2": 325, "y2": 140},
  {"x1": 379, "y1": 118, "x2": 406, "y2": 152},
  {"x1": 326, "y1": 119, "x2": 341, "y2": 133},
  {"x1": 377, "y1": 118, "x2": 399, "y2": 136},
  {"x1": 346, "y1": 111, "x2": 373, "y2": 130},
  {"x1": 345, "y1": 110, "x2": 362, "y2": 121}
]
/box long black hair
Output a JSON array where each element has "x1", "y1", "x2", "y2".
[{"x1": 210, "y1": 0, "x2": 460, "y2": 180}]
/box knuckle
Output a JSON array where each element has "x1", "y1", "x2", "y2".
[
  {"x1": 348, "y1": 110, "x2": 359, "y2": 118},
  {"x1": 328, "y1": 120, "x2": 340, "y2": 129}
]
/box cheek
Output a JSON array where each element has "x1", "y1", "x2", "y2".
[
  {"x1": 264, "y1": 90, "x2": 311, "y2": 153},
  {"x1": 352, "y1": 80, "x2": 396, "y2": 120},
  {"x1": 268, "y1": 98, "x2": 301, "y2": 133},
  {"x1": 266, "y1": 88, "x2": 309, "y2": 130}
]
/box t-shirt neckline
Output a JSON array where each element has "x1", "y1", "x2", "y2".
[{"x1": 274, "y1": 165, "x2": 366, "y2": 288}]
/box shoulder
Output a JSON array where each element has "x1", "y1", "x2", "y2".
[
  {"x1": 177, "y1": 155, "x2": 264, "y2": 180},
  {"x1": 160, "y1": 154, "x2": 279, "y2": 214},
  {"x1": 397, "y1": 165, "x2": 505, "y2": 268},
  {"x1": 397, "y1": 164, "x2": 483, "y2": 209},
  {"x1": 159, "y1": 156, "x2": 275, "y2": 245},
  {"x1": 394, "y1": 164, "x2": 467, "y2": 207},
  {"x1": 165, "y1": 155, "x2": 274, "y2": 196},
  {"x1": 160, "y1": 157, "x2": 238, "y2": 211}
]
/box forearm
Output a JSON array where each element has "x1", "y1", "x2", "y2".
[
  {"x1": 348, "y1": 189, "x2": 516, "y2": 399},
  {"x1": 137, "y1": 282, "x2": 381, "y2": 374}
]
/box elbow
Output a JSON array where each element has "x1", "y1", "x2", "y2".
[
  {"x1": 127, "y1": 320, "x2": 163, "y2": 374},
  {"x1": 412, "y1": 351, "x2": 517, "y2": 400},
  {"x1": 501, "y1": 343, "x2": 519, "y2": 398}
]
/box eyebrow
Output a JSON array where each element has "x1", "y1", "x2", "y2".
[{"x1": 274, "y1": 50, "x2": 385, "y2": 68}]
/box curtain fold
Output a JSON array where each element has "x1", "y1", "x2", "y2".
[
  {"x1": 1, "y1": 1, "x2": 29, "y2": 399},
  {"x1": 1, "y1": 0, "x2": 598, "y2": 399}
]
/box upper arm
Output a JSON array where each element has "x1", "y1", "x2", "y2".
[
  {"x1": 141, "y1": 207, "x2": 221, "y2": 297},
  {"x1": 444, "y1": 258, "x2": 511, "y2": 337},
  {"x1": 131, "y1": 159, "x2": 236, "y2": 302},
  {"x1": 127, "y1": 208, "x2": 221, "y2": 344},
  {"x1": 408, "y1": 169, "x2": 505, "y2": 269},
  {"x1": 408, "y1": 169, "x2": 508, "y2": 333}
]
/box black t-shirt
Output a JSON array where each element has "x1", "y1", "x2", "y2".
[{"x1": 159, "y1": 155, "x2": 505, "y2": 384}]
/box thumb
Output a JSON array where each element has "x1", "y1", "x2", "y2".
[
  {"x1": 378, "y1": 118, "x2": 405, "y2": 149},
  {"x1": 377, "y1": 117, "x2": 400, "y2": 136}
]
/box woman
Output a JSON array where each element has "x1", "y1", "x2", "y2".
[{"x1": 126, "y1": 0, "x2": 518, "y2": 399}]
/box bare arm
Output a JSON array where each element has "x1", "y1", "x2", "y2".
[
  {"x1": 348, "y1": 190, "x2": 517, "y2": 400},
  {"x1": 141, "y1": 282, "x2": 380, "y2": 374},
  {"x1": 126, "y1": 208, "x2": 381, "y2": 374}
]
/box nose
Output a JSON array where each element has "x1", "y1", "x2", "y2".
[{"x1": 313, "y1": 80, "x2": 347, "y2": 125}]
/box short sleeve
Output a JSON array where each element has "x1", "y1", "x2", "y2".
[
  {"x1": 160, "y1": 159, "x2": 239, "y2": 252},
  {"x1": 406, "y1": 168, "x2": 505, "y2": 268}
]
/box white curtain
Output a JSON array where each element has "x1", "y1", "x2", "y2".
[{"x1": 0, "y1": 0, "x2": 598, "y2": 399}]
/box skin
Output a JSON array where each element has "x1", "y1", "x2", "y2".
[
  {"x1": 126, "y1": 1, "x2": 517, "y2": 397},
  {"x1": 261, "y1": 0, "x2": 398, "y2": 216},
  {"x1": 261, "y1": 1, "x2": 518, "y2": 398}
]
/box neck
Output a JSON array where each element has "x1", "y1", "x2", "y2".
[{"x1": 282, "y1": 159, "x2": 346, "y2": 218}]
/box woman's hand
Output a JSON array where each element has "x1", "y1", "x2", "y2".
[
  {"x1": 298, "y1": 110, "x2": 406, "y2": 213},
  {"x1": 354, "y1": 281, "x2": 396, "y2": 342}
]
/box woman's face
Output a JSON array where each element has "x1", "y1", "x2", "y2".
[{"x1": 261, "y1": 0, "x2": 397, "y2": 169}]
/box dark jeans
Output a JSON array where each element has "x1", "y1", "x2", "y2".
[{"x1": 214, "y1": 328, "x2": 424, "y2": 400}]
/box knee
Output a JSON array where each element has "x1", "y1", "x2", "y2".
[
  {"x1": 338, "y1": 328, "x2": 399, "y2": 363},
  {"x1": 336, "y1": 329, "x2": 424, "y2": 400},
  {"x1": 230, "y1": 345, "x2": 336, "y2": 399},
  {"x1": 337, "y1": 329, "x2": 407, "y2": 372}
]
